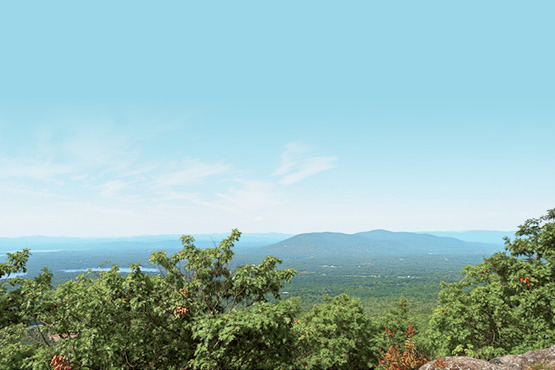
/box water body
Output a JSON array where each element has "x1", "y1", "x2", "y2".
[
  {"x1": 3, "y1": 272, "x2": 27, "y2": 278},
  {"x1": 62, "y1": 267, "x2": 160, "y2": 273},
  {"x1": 1, "y1": 249, "x2": 62, "y2": 255}
]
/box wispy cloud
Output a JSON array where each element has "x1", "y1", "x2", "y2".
[
  {"x1": 155, "y1": 191, "x2": 201, "y2": 202},
  {"x1": 194, "y1": 179, "x2": 282, "y2": 213},
  {"x1": 215, "y1": 180, "x2": 281, "y2": 211},
  {"x1": 60, "y1": 200, "x2": 136, "y2": 216},
  {"x1": 0, "y1": 182, "x2": 70, "y2": 199},
  {"x1": 273, "y1": 142, "x2": 338, "y2": 186},
  {"x1": 97, "y1": 180, "x2": 142, "y2": 204},
  {"x1": 99, "y1": 180, "x2": 128, "y2": 198},
  {"x1": 0, "y1": 123, "x2": 142, "y2": 185},
  {"x1": 152, "y1": 159, "x2": 232, "y2": 188},
  {"x1": 0, "y1": 159, "x2": 74, "y2": 183}
]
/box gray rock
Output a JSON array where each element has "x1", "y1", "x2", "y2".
[
  {"x1": 419, "y1": 345, "x2": 555, "y2": 370},
  {"x1": 494, "y1": 346, "x2": 555, "y2": 370}
]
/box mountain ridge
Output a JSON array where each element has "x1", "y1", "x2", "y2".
[
  {"x1": 258, "y1": 230, "x2": 503, "y2": 258},
  {"x1": 1, "y1": 230, "x2": 509, "y2": 257}
]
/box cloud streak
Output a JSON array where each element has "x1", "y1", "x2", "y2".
[
  {"x1": 194, "y1": 179, "x2": 282, "y2": 213},
  {"x1": 152, "y1": 159, "x2": 232, "y2": 188},
  {"x1": 273, "y1": 142, "x2": 338, "y2": 186},
  {"x1": 0, "y1": 159, "x2": 74, "y2": 183}
]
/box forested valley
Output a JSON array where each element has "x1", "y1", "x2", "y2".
[{"x1": 1, "y1": 209, "x2": 554, "y2": 370}]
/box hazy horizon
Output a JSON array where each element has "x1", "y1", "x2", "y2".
[{"x1": 0, "y1": 229, "x2": 516, "y2": 241}]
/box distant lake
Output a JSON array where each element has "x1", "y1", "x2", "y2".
[
  {"x1": 1, "y1": 249, "x2": 62, "y2": 255},
  {"x1": 3, "y1": 272, "x2": 27, "y2": 278},
  {"x1": 61, "y1": 267, "x2": 160, "y2": 273}
]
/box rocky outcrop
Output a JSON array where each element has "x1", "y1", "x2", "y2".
[{"x1": 419, "y1": 345, "x2": 555, "y2": 370}]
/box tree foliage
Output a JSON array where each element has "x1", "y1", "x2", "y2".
[
  {"x1": 3, "y1": 209, "x2": 553, "y2": 368},
  {"x1": 294, "y1": 294, "x2": 379, "y2": 369},
  {"x1": 427, "y1": 208, "x2": 555, "y2": 358},
  {"x1": 0, "y1": 229, "x2": 301, "y2": 369},
  {"x1": 377, "y1": 323, "x2": 428, "y2": 370}
]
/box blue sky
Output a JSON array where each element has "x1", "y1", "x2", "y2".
[{"x1": 0, "y1": 1, "x2": 554, "y2": 237}]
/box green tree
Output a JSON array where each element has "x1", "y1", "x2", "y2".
[
  {"x1": 294, "y1": 294, "x2": 379, "y2": 369},
  {"x1": 1, "y1": 250, "x2": 58, "y2": 369},
  {"x1": 3, "y1": 229, "x2": 298, "y2": 369},
  {"x1": 380, "y1": 297, "x2": 412, "y2": 348},
  {"x1": 1, "y1": 249, "x2": 31, "y2": 328},
  {"x1": 427, "y1": 208, "x2": 555, "y2": 359}
]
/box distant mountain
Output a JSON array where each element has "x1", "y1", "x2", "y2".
[
  {"x1": 259, "y1": 230, "x2": 502, "y2": 259},
  {"x1": 259, "y1": 232, "x2": 373, "y2": 257},
  {"x1": 355, "y1": 230, "x2": 501, "y2": 254},
  {"x1": 421, "y1": 230, "x2": 516, "y2": 245},
  {"x1": 1, "y1": 230, "x2": 508, "y2": 260}
]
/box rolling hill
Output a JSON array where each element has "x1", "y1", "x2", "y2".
[
  {"x1": 421, "y1": 230, "x2": 515, "y2": 244},
  {"x1": 257, "y1": 230, "x2": 502, "y2": 259}
]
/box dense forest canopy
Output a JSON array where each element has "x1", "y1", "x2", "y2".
[{"x1": 1, "y1": 209, "x2": 554, "y2": 369}]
